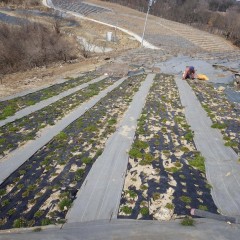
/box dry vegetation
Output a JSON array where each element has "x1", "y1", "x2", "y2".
[
  {"x1": 0, "y1": 21, "x2": 78, "y2": 75},
  {"x1": 101, "y1": 0, "x2": 240, "y2": 47}
]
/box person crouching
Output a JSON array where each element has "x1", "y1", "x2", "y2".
[{"x1": 182, "y1": 66, "x2": 196, "y2": 80}]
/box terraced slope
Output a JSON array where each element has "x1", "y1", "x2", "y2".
[
  {"x1": 51, "y1": 0, "x2": 111, "y2": 16},
  {"x1": 50, "y1": 0, "x2": 240, "y2": 57}
]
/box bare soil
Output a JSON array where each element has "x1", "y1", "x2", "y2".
[{"x1": 0, "y1": 5, "x2": 139, "y2": 98}]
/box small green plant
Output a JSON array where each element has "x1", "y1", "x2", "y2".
[
  {"x1": 140, "y1": 207, "x2": 149, "y2": 216},
  {"x1": 0, "y1": 189, "x2": 6, "y2": 196},
  {"x1": 84, "y1": 125, "x2": 98, "y2": 132},
  {"x1": 13, "y1": 218, "x2": 27, "y2": 228},
  {"x1": 2, "y1": 199, "x2": 10, "y2": 207},
  {"x1": 224, "y1": 141, "x2": 238, "y2": 148},
  {"x1": 205, "y1": 183, "x2": 212, "y2": 189},
  {"x1": 180, "y1": 146, "x2": 189, "y2": 152},
  {"x1": 82, "y1": 157, "x2": 92, "y2": 164},
  {"x1": 126, "y1": 190, "x2": 137, "y2": 199},
  {"x1": 121, "y1": 205, "x2": 132, "y2": 215},
  {"x1": 56, "y1": 132, "x2": 68, "y2": 141},
  {"x1": 129, "y1": 148, "x2": 142, "y2": 159},
  {"x1": 0, "y1": 138, "x2": 6, "y2": 145},
  {"x1": 180, "y1": 196, "x2": 191, "y2": 204},
  {"x1": 41, "y1": 218, "x2": 51, "y2": 226},
  {"x1": 8, "y1": 209, "x2": 16, "y2": 216},
  {"x1": 34, "y1": 211, "x2": 44, "y2": 218},
  {"x1": 0, "y1": 105, "x2": 16, "y2": 120},
  {"x1": 74, "y1": 169, "x2": 85, "y2": 181},
  {"x1": 95, "y1": 149, "x2": 103, "y2": 157},
  {"x1": 140, "y1": 185, "x2": 148, "y2": 191},
  {"x1": 58, "y1": 198, "x2": 72, "y2": 211},
  {"x1": 211, "y1": 122, "x2": 227, "y2": 129},
  {"x1": 152, "y1": 192, "x2": 160, "y2": 201},
  {"x1": 174, "y1": 161, "x2": 182, "y2": 168},
  {"x1": 22, "y1": 190, "x2": 31, "y2": 198},
  {"x1": 165, "y1": 167, "x2": 179, "y2": 173},
  {"x1": 18, "y1": 169, "x2": 26, "y2": 175},
  {"x1": 166, "y1": 203, "x2": 174, "y2": 210},
  {"x1": 133, "y1": 140, "x2": 148, "y2": 149},
  {"x1": 108, "y1": 118, "x2": 117, "y2": 125},
  {"x1": 184, "y1": 131, "x2": 194, "y2": 141},
  {"x1": 180, "y1": 216, "x2": 195, "y2": 226},
  {"x1": 189, "y1": 154, "x2": 205, "y2": 172},
  {"x1": 179, "y1": 174, "x2": 186, "y2": 179},
  {"x1": 139, "y1": 153, "x2": 154, "y2": 165},
  {"x1": 199, "y1": 205, "x2": 208, "y2": 211}
]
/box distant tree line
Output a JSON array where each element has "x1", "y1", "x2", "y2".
[{"x1": 101, "y1": 0, "x2": 240, "y2": 47}]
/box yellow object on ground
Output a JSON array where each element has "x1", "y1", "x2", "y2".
[{"x1": 197, "y1": 74, "x2": 209, "y2": 80}]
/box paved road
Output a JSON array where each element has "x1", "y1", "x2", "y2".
[
  {"x1": 176, "y1": 78, "x2": 240, "y2": 216},
  {"x1": 0, "y1": 77, "x2": 127, "y2": 185},
  {"x1": 66, "y1": 74, "x2": 155, "y2": 223}
]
